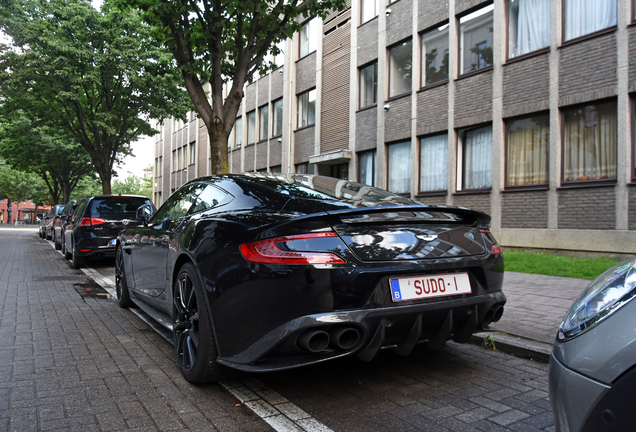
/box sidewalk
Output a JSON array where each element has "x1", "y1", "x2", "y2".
[{"x1": 471, "y1": 271, "x2": 589, "y2": 362}]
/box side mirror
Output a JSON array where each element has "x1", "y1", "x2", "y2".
[{"x1": 136, "y1": 204, "x2": 153, "y2": 224}]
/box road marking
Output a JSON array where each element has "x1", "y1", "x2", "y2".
[{"x1": 42, "y1": 235, "x2": 334, "y2": 432}]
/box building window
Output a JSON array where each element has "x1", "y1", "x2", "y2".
[
  {"x1": 459, "y1": 125, "x2": 492, "y2": 190},
  {"x1": 387, "y1": 141, "x2": 412, "y2": 193},
  {"x1": 177, "y1": 147, "x2": 183, "y2": 170},
  {"x1": 564, "y1": 0, "x2": 616, "y2": 41},
  {"x1": 247, "y1": 110, "x2": 256, "y2": 144},
  {"x1": 172, "y1": 150, "x2": 176, "y2": 172},
  {"x1": 296, "y1": 163, "x2": 309, "y2": 174},
  {"x1": 459, "y1": 4, "x2": 494, "y2": 75},
  {"x1": 271, "y1": 165, "x2": 282, "y2": 173},
  {"x1": 419, "y1": 134, "x2": 448, "y2": 192},
  {"x1": 259, "y1": 105, "x2": 269, "y2": 141},
  {"x1": 506, "y1": 114, "x2": 549, "y2": 186},
  {"x1": 158, "y1": 156, "x2": 162, "y2": 176},
  {"x1": 563, "y1": 100, "x2": 617, "y2": 182},
  {"x1": 358, "y1": 150, "x2": 376, "y2": 186},
  {"x1": 298, "y1": 89, "x2": 316, "y2": 128},
  {"x1": 508, "y1": 0, "x2": 550, "y2": 58},
  {"x1": 361, "y1": 0, "x2": 377, "y2": 24},
  {"x1": 189, "y1": 142, "x2": 196, "y2": 165},
  {"x1": 359, "y1": 62, "x2": 378, "y2": 108},
  {"x1": 421, "y1": 24, "x2": 449, "y2": 87},
  {"x1": 299, "y1": 18, "x2": 319, "y2": 58},
  {"x1": 272, "y1": 99, "x2": 283, "y2": 137},
  {"x1": 389, "y1": 40, "x2": 412, "y2": 98},
  {"x1": 234, "y1": 117, "x2": 243, "y2": 148}
]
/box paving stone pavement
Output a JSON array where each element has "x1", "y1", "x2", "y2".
[{"x1": 0, "y1": 232, "x2": 271, "y2": 431}]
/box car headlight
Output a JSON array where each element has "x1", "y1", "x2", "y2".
[{"x1": 558, "y1": 257, "x2": 636, "y2": 341}]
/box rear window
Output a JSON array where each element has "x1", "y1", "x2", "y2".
[{"x1": 89, "y1": 197, "x2": 152, "y2": 215}]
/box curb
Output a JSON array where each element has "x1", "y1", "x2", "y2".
[{"x1": 469, "y1": 331, "x2": 553, "y2": 364}]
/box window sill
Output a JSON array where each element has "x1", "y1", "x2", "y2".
[
  {"x1": 558, "y1": 179, "x2": 616, "y2": 190},
  {"x1": 295, "y1": 124, "x2": 315, "y2": 133},
  {"x1": 386, "y1": 92, "x2": 411, "y2": 103},
  {"x1": 560, "y1": 26, "x2": 617, "y2": 48},
  {"x1": 502, "y1": 185, "x2": 549, "y2": 192},
  {"x1": 257, "y1": 139, "x2": 268, "y2": 145},
  {"x1": 456, "y1": 66, "x2": 493, "y2": 81},
  {"x1": 357, "y1": 103, "x2": 377, "y2": 113},
  {"x1": 271, "y1": 134, "x2": 283, "y2": 140},
  {"x1": 453, "y1": 188, "x2": 492, "y2": 195},
  {"x1": 416, "y1": 191, "x2": 447, "y2": 197},
  {"x1": 418, "y1": 80, "x2": 449, "y2": 93},
  {"x1": 505, "y1": 48, "x2": 549, "y2": 65},
  {"x1": 245, "y1": 143, "x2": 256, "y2": 148}
]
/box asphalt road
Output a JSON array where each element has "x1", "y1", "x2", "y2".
[{"x1": 2, "y1": 228, "x2": 555, "y2": 431}]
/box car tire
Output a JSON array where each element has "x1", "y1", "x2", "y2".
[
  {"x1": 71, "y1": 241, "x2": 83, "y2": 269},
  {"x1": 115, "y1": 245, "x2": 134, "y2": 308},
  {"x1": 54, "y1": 232, "x2": 61, "y2": 250},
  {"x1": 46, "y1": 230, "x2": 51, "y2": 240},
  {"x1": 173, "y1": 263, "x2": 220, "y2": 384}
]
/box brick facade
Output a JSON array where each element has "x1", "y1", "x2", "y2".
[
  {"x1": 501, "y1": 191, "x2": 549, "y2": 229},
  {"x1": 418, "y1": 0, "x2": 448, "y2": 32},
  {"x1": 356, "y1": 107, "x2": 377, "y2": 151},
  {"x1": 385, "y1": 0, "x2": 413, "y2": 47},
  {"x1": 256, "y1": 142, "x2": 268, "y2": 170},
  {"x1": 357, "y1": 19, "x2": 378, "y2": 67},
  {"x1": 296, "y1": 53, "x2": 316, "y2": 94},
  {"x1": 452, "y1": 193, "x2": 491, "y2": 214},
  {"x1": 558, "y1": 187, "x2": 616, "y2": 230},
  {"x1": 294, "y1": 127, "x2": 315, "y2": 164},
  {"x1": 629, "y1": 185, "x2": 636, "y2": 231},
  {"x1": 384, "y1": 94, "x2": 412, "y2": 142},
  {"x1": 417, "y1": 84, "x2": 448, "y2": 136},
  {"x1": 502, "y1": 54, "x2": 550, "y2": 118},
  {"x1": 454, "y1": 71, "x2": 493, "y2": 128}
]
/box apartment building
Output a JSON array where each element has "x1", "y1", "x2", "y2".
[{"x1": 153, "y1": 0, "x2": 636, "y2": 258}]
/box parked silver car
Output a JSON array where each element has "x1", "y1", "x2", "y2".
[{"x1": 549, "y1": 257, "x2": 636, "y2": 432}]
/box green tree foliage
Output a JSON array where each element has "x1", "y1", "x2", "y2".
[
  {"x1": 116, "y1": 0, "x2": 347, "y2": 175},
  {"x1": 0, "y1": 0, "x2": 192, "y2": 194},
  {"x1": 71, "y1": 175, "x2": 103, "y2": 201},
  {"x1": 0, "y1": 110, "x2": 93, "y2": 204},
  {"x1": 112, "y1": 174, "x2": 153, "y2": 198}
]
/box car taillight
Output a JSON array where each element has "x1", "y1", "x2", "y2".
[
  {"x1": 78, "y1": 218, "x2": 106, "y2": 226},
  {"x1": 240, "y1": 232, "x2": 345, "y2": 265},
  {"x1": 480, "y1": 229, "x2": 502, "y2": 255}
]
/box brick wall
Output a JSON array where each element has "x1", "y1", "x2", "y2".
[
  {"x1": 244, "y1": 145, "x2": 255, "y2": 172},
  {"x1": 417, "y1": 84, "x2": 448, "y2": 135},
  {"x1": 256, "y1": 142, "x2": 268, "y2": 170},
  {"x1": 501, "y1": 191, "x2": 548, "y2": 229},
  {"x1": 452, "y1": 193, "x2": 491, "y2": 214},
  {"x1": 629, "y1": 27, "x2": 636, "y2": 93},
  {"x1": 386, "y1": 0, "x2": 413, "y2": 47},
  {"x1": 231, "y1": 149, "x2": 241, "y2": 173},
  {"x1": 296, "y1": 52, "x2": 316, "y2": 94},
  {"x1": 454, "y1": 71, "x2": 493, "y2": 128},
  {"x1": 559, "y1": 33, "x2": 617, "y2": 107},
  {"x1": 258, "y1": 76, "x2": 269, "y2": 107},
  {"x1": 356, "y1": 107, "x2": 377, "y2": 151},
  {"x1": 270, "y1": 140, "x2": 282, "y2": 167},
  {"x1": 246, "y1": 83, "x2": 256, "y2": 111},
  {"x1": 418, "y1": 0, "x2": 448, "y2": 32},
  {"x1": 294, "y1": 127, "x2": 315, "y2": 164},
  {"x1": 357, "y1": 19, "x2": 378, "y2": 67},
  {"x1": 629, "y1": 185, "x2": 636, "y2": 230},
  {"x1": 271, "y1": 68, "x2": 284, "y2": 100},
  {"x1": 502, "y1": 54, "x2": 550, "y2": 118},
  {"x1": 415, "y1": 195, "x2": 447, "y2": 206},
  {"x1": 455, "y1": 0, "x2": 485, "y2": 15},
  {"x1": 385, "y1": 95, "x2": 411, "y2": 141},
  {"x1": 558, "y1": 186, "x2": 616, "y2": 230}
]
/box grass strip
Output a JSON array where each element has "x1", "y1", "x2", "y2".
[{"x1": 503, "y1": 250, "x2": 623, "y2": 280}]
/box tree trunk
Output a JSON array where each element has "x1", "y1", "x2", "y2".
[{"x1": 208, "y1": 121, "x2": 230, "y2": 175}]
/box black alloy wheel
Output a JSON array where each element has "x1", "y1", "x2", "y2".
[
  {"x1": 115, "y1": 245, "x2": 133, "y2": 308},
  {"x1": 173, "y1": 263, "x2": 220, "y2": 384},
  {"x1": 71, "y1": 240, "x2": 83, "y2": 269}
]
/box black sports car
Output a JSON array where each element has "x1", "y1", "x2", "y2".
[{"x1": 116, "y1": 174, "x2": 505, "y2": 383}]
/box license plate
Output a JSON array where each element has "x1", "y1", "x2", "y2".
[{"x1": 389, "y1": 273, "x2": 471, "y2": 302}]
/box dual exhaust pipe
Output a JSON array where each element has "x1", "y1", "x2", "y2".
[
  {"x1": 297, "y1": 326, "x2": 360, "y2": 353},
  {"x1": 483, "y1": 304, "x2": 504, "y2": 326}
]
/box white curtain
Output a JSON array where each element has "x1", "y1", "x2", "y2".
[
  {"x1": 464, "y1": 126, "x2": 492, "y2": 189},
  {"x1": 388, "y1": 141, "x2": 411, "y2": 193},
  {"x1": 516, "y1": 0, "x2": 550, "y2": 56},
  {"x1": 420, "y1": 134, "x2": 448, "y2": 191},
  {"x1": 564, "y1": 0, "x2": 616, "y2": 41},
  {"x1": 358, "y1": 151, "x2": 376, "y2": 186}
]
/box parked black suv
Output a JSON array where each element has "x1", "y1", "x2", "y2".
[{"x1": 63, "y1": 195, "x2": 153, "y2": 268}]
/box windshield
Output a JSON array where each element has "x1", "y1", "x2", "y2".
[{"x1": 89, "y1": 197, "x2": 152, "y2": 215}]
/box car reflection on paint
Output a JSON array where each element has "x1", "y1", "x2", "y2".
[
  {"x1": 115, "y1": 174, "x2": 506, "y2": 384},
  {"x1": 549, "y1": 257, "x2": 636, "y2": 432}
]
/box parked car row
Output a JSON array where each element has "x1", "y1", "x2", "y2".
[{"x1": 40, "y1": 194, "x2": 154, "y2": 269}]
